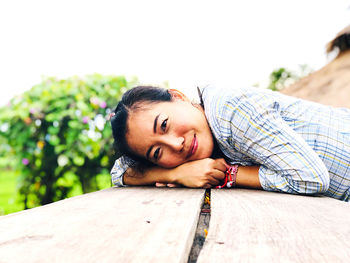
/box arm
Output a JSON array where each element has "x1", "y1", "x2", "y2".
[
  {"x1": 120, "y1": 157, "x2": 261, "y2": 189},
  {"x1": 123, "y1": 165, "x2": 176, "y2": 186},
  {"x1": 235, "y1": 166, "x2": 262, "y2": 189},
  {"x1": 222, "y1": 91, "x2": 329, "y2": 195},
  {"x1": 110, "y1": 155, "x2": 137, "y2": 186},
  {"x1": 124, "y1": 158, "x2": 228, "y2": 188},
  {"x1": 111, "y1": 154, "x2": 261, "y2": 188},
  {"x1": 111, "y1": 157, "x2": 228, "y2": 188},
  {"x1": 110, "y1": 156, "x2": 167, "y2": 187}
]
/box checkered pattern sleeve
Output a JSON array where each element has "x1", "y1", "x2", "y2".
[
  {"x1": 110, "y1": 156, "x2": 137, "y2": 187},
  {"x1": 217, "y1": 91, "x2": 330, "y2": 195}
]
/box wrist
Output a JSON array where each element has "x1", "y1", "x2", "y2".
[
  {"x1": 168, "y1": 166, "x2": 181, "y2": 184},
  {"x1": 216, "y1": 165, "x2": 238, "y2": 189},
  {"x1": 150, "y1": 166, "x2": 178, "y2": 185},
  {"x1": 235, "y1": 166, "x2": 262, "y2": 189}
]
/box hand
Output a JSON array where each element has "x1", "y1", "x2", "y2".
[
  {"x1": 172, "y1": 158, "x2": 228, "y2": 188},
  {"x1": 155, "y1": 182, "x2": 181, "y2": 188}
]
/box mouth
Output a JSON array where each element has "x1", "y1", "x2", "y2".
[{"x1": 186, "y1": 134, "x2": 198, "y2": 159}]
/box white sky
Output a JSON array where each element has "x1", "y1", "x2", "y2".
[{"x1": 0, "y1": 0, "x2": 349, "y2": 105}]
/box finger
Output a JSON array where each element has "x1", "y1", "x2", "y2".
[
  {"x1": 207, "y1": 177, "x2": 220, "y2": 186},
  {"x1": 222, "y1": 159, "x2": 230, "y2": 169},
  {"x1": 211, "y1": 169, "x2": 226, "y2": 180},
  {"x1": 167, "y1": 183, "x2": 180, "y2": 188},
  {"x1": 155, "y1": 182, "x2": 167, "y2": 187},
  {"x1": 214, "y1": 158, "x2": 229, "y2": 172},
  {"x1": 203, "y1": 183, "x2": 212, "y2": 189}
]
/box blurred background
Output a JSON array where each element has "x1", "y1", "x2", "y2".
[{"x1": 0, "y1": 0, "x2": 349, "y2": 215}]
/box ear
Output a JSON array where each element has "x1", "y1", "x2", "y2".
[{"x1": 168, "y1": 89, "x2": 190, "y2": 102}]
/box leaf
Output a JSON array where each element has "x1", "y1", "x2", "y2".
[
  {"x1": 49, "y1": 135, "x2": 60, "y2": 146},
  {"x1": 48, "y1": 126, "x2": 59, "y2": 135},
  {"x1": 100, "y1": 155, "x2": 109, "y2": 167},
  {"x1": 73, "y1": 156, "x2": 85, "y2": 166}
]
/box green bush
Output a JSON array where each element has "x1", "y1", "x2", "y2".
[{"x1": 0, "y1": 74, "x2": 137, "y2": 208}]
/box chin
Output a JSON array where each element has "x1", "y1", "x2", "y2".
[
  {"x1": 195, "y1": 147, "x2": 213, "y2": 160},
  {"x1": 198, "y1": 151, "x2": 212, "y2": 160},
  {"x1": 201, "y1": 142, "x2": 214, "y2": 159}
]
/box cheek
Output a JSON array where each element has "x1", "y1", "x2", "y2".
[
  {"x1": 198, "y1": 132, "x2": 214, "y2": 158},
  {"x1": 173, "y1": 118, "x2": 189, "y2": 132}
]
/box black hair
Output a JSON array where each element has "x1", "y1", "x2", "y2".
[{"x1": 110, "y1": 86, "x2": 172, "y2": 168}]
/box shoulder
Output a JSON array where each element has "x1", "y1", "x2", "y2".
[
  {"x1": 199, "y1": 85, "x2": 254, "y2": 141},
  {"x1": 200, "y1": 84, "x2": 282, "y2": 105},
  {"x1": 199, "y1": 85, "x2": 234, "y2": 131},
  {"x1": 199, "y1": 85, "x2": 279, "y2": 120},
  {"x1": 199, "y1": 85, "x2": 293, "y2": 140}
]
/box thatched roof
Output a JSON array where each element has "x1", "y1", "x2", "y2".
[
  {"x1": 326, "y1": 25, "x2": 350, "y2": 57},
  {"x1": 282, "y1": 25, "x2": 350, "y2": 108}
]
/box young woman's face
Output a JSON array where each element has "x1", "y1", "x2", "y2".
[{"x1": 125, "y1": 99, "x2": 214, "y2": 168}]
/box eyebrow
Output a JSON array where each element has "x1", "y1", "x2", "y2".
[
  {"x1": 146, "y1": 113, "x2": 160, "y2": 160},
  {"x1": 153, "y1": 114, "x2": 160, "y2": 133}
]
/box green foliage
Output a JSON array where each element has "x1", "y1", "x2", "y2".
[
  {"x1": 267, "y1": 64, "x2": 313, "y2": 91},
  {"x1": 268, "y1": 67, "x2": 294, "y2": 91},
  {"x1": 0, "y1": 74, "x2": 137, "y2": 209},
  {"x1": 0, "y1": 169, "x2": 24, "y2": 215}
]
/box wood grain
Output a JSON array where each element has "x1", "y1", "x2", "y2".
[
  {"x1": 0, "y1": 187, "x2": 205, "y2": 263},
  {"x1": 197, "y1": 189, "x2": 350, "y2": 263}
]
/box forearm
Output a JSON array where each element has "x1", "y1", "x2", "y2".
[
  {"x1": 123, "y1": 166, "x2": 176, "y2": 186},
  {"x1": 235, "y1": 166, "x2": 262, "y2": 189},
  {"x1": 124, "y1": 158, "x2": 228, "y2": 188}
]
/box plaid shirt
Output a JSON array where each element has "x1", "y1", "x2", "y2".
[{"x1": 111, "y1": 86, "x2": 350, "y2": 201}]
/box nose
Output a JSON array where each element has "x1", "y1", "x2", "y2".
[{"x1": 163, "y1": 134, "x2": 184, "y2": 152}]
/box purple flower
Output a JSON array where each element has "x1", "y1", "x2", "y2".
[
  {"x1": 82, "y1": 116, "x2": 89, "y2": 124},
  {"x1": 22, "y1": 158, "x2": 29, "y2": 165},
  {"x1": 99, "y1": 101, "x2": 107, "y2": 109}
]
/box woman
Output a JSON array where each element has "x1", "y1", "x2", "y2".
[{"x1": 110, "y1": 85, "x2": 350, "y2": 201}]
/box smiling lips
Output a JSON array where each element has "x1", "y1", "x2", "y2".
[{"x1": 186, "y1": 134, "x2": 198, "y2": 159}]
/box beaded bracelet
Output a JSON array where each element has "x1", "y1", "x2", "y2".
[{"x1": 215, "y1": 165, "x2": 238, "y2": 189}]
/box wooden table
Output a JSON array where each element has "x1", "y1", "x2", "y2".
[{"x1": 0, "y1": 187, "x2": 349, "y2": 263}]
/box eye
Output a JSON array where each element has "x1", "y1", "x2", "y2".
[
  {"x1": 161, "y1": 119, "x2": 168, "y2": 131},
  {"x1": 153, "y1": 147, "x2": 160, "y2": 160}
]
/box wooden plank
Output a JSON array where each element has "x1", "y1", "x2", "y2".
[
  {"x1": 198, "y1": 189, "x2": 350, "y2": 263},
  {"x1": 0, "y1": 187, "x2": 205, "y2": 263}
]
